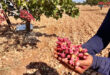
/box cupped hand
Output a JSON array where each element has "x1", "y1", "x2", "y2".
[
  {"x1": 54, "y1": 51, "x2": 93, "y2": 74},
  {"x1": 75, "y1": 54, "x2": 93, "y2": 74}
]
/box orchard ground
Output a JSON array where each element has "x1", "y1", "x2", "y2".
[{"x1": 0, "y1": 5, "x2": 110, "y2": 75}]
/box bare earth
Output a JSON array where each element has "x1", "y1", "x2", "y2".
[{"x1": 0, "y1": 5, "x2": 110, "y2": 75}]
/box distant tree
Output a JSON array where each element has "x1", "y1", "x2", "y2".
[{"x1": 86, "y1": 0, "x2": 107, "y2": 6}]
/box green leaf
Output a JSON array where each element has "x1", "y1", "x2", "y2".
[
  {"x1": 1, "y1": 0, "x2": 79, "y2": 21},
  {"x1": 32, "y1": 0, "x2": 37, "y2": 4}
]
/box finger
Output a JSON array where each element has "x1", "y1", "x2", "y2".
[
  {"x1": 54, "y1": 50, "x2": 58, "y2": 54},
  {"x1": 54, "y1": 48, "x2": 58, "y2": 51},
  {"x1": 54, "y1": 51, "x2": 58, "y2": 57},
  {"x1": 58, "y1": 57, "x2": 62, "y2": 61},
  {"x1": 80, "y1": 66, "x2": 88, "y2": 69},
  {"x1": 75, "y1": 62, "x2": 88, "y2": 69},
  {"x1": 75, "y1": 67, "x2": 85, "y2": 74},
  {"x1": 54, "y1": 54, "x2": 58, "y2": 58},
  {"x1": 78, "y1": 60, "x2": 89, "y2": 66},
  {"x1": 62, "y1": 58, "x2": 68, "y2": 63},
  {"x1": 76, "y1": 62, "x2": 80, "y2": 67}
]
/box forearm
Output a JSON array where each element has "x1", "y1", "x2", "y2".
[{"x1": 82, "y1": 35, "x2": 109, "y2": 55}]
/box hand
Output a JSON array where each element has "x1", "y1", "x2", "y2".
[
  {"x1": 54, "y1": 51, "x2": 93, "y2": 74},
  {"x1": 75, "y1": 54, "x2": 93, "y2": 74}
]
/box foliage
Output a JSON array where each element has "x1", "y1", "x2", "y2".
[{"x1": 1, "y1": 0, "x2": 79, "y2": 21}]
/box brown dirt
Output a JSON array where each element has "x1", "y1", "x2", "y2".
[{"x1": 0, "y1": 5, "x2": 110, "y2": 75}]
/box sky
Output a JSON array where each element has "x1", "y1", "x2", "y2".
[{"x1": 72, "y1": 0, "x2": 86, "y2": 3}]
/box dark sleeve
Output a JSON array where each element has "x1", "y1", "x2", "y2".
[
  {"x1": 82, "y1": 8, "x2": 110, "y2": 55},
  {"x1": 82, "y1": 9, "x2": 110, "y2": 75},
  {"x1": 82, "y1": 35, "x2": 109, "y2": 55}
]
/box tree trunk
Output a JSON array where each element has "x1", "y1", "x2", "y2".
[
  {"x1": 3, "y1": 12, "x2": 11, "y2": 27},
  {"x1": 26, "y1": 20, "x2": 31, "y2": 32},
  {"x1": 100, "y1": 7, "x2": 102, "y2": 10}
]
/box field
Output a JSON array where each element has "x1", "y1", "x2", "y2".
[{"x1": 0, "y1": 5, "x2": 110, "y2": 75}]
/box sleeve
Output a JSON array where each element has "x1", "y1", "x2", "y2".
[
  {"x1": 81, "y1": 9, "x2": 110, "y2": 75},
  {"x1": 82, "y1": 8, "x2": 110, "y2": 55},
  {"x1": 82, "y1": 35, "x2": 109, "y2": 55},
  {"x1": 91, "y1": 56, "x2": 110, "y2": 75}
]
